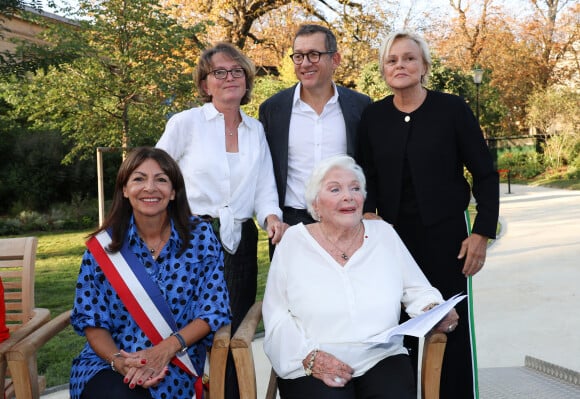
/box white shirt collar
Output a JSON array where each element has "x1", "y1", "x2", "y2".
[{"x1": 292, "y1": 82, "x2": 340, "y2": 108}]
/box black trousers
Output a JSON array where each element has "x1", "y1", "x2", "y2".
[
  {"x1": 81, "y1": 369, "x2": 153, "y2": 399},
  {"x1": 277, "y1": 354, "x2": 416, "y2": 399},
  {"x1": 215, "y1": 219, "x2": 258, "y2": 399},
  {"x1": 396, "y1": 211, "x2": 476, "y2": 399}
]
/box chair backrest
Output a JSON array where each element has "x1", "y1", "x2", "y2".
[{"x1": 0, "y1": 237, "x2": 38, "y2": 333}]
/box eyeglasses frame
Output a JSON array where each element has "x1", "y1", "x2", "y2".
[
  {"x1": 289, "y1": 50, "x2": 336, "y2": 65},
  {"x1": 207, "y1": 68, "x2": 246, "y2": 80}
]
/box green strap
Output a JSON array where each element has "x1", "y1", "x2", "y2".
[{"x1": 465, "y1": 210, "x2": 480, "y2": 399}]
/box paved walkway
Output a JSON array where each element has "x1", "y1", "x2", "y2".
[
  {"x1": 473, "y1": 184, "x2": 580, "y2": 373},
  {"x1": 42, "y1": 184, "x2": 580, "y2": 398}
]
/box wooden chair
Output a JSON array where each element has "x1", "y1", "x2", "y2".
[
  {"x1": 231, "y1": 301, "x2": 448, "y2": 399},
  {"x1": 0, "y1": 236, "x2": 51, "y2": 399}
]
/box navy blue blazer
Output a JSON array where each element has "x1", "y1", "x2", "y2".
[{"x1": 259, "y1": 84, "x2": 372, "y2": 208}]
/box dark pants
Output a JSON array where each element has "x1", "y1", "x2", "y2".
[
  {"x1": 216, "y1": 219, "x2": 258, "y2": 399},
  {"x1": 81, "y1": 369, "x2": 153, "y2": 399},
  {"x1": 277, "y1": 354, "x2": 416, "y2": 399},
  {"x1": 396, "y1": 211, "x2": 476, "y2": 399}
]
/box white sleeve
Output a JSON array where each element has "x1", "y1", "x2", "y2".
[
  {"x1": 156, "y1": 112, "x2": 190, "y2": 162},
  {"x1": 253, "y1": 125, "x2": 282, "y2": 229},
  {"x1": 262, "y1": 233, "x2": 316, "y2": 378}
]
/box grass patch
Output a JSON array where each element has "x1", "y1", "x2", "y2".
[{"x1": 32, "y1": 230, "x2": 90, "y2": 388}]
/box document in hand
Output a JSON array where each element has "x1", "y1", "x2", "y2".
[{"x1": 365, "y1": 293, "x2": 467, "y2": 344}]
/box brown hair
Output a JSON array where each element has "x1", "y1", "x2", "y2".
[
  {"x1": 195, "y1": 42, "x2": 256, "y2": 105},
  {"x1": 90, "y1": 147, "x2": 193, "y2": 256}
]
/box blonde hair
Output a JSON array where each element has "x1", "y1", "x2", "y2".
[{"x1": 379, "y1": 31, "x2": 432, "y2": 86}]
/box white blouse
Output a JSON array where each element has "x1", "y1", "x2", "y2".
[
  {"x1": 262, "y1": 220, "x2": 444, "y2": 379},
  {"x1": 157, "y1": 103, "x2": 282, "y2": 253}
]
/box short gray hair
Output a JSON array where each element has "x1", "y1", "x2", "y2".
[
  {"x1": 305, "y1": 155, "x2": 367, "y2": 220},
  {"x1": 379, "y1": 30, "x2": 431, "y2": 86}
]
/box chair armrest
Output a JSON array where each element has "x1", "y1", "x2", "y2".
[
  {"x1": 230, "y1": 301, "x2": 262, "y2": 349},
  {"x1": 6, "y1": 310, "x2": 71, "y2": 399},
  {"x1": 0, "y1": 308, "x2": 51, "y2": 356},
  {"x1": 421, "y1": 332, "x2": 447, "y2": 399},
  {"x1": 0, "y1": 308, "x2": 50, "y2": 395},
  {"x1": 208, "y1": 323, "x2": 231, "y2": 399},
  {"x1": 231, "y1": 302, "x2": 263, "y2": 399},
  {"x1": 7, "y1": 310, "x2": 71, "y2": 362}
]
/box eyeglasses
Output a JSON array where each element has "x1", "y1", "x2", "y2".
[
  {"x1": 289, "y1": 51, "x2": 335, "y2": 65},
  {"x1": 207, "y1": 68, "x2": 245, "y2": 80}
]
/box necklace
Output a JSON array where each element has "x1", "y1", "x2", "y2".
[
  {"x1": 319, "y1": 222, "x2": 363, "y2": 261},
  {"x1": 149, "y1": 238, "x2": 164, "y2": 259},
  {"x1": 225, "y1": 116, "x2": 240, "y2": 136},
  {"x1": 141, "y1": 225, "x2": 169, "y2": 260}
]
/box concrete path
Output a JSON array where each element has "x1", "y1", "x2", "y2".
[
  {"x1": 473, "y1": 184, "x2": 580, "y2": 373},
  {"x1": 41, "y1": 184, "x2": 580, "y2": 398}
]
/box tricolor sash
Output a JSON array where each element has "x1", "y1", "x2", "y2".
[{"x1": 87, "y1": 230, "x2": 204, "y2": 398}]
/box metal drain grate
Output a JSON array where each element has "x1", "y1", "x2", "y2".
[{"x1": 480, "y1": 365, "x2": 580, "y2": 399}]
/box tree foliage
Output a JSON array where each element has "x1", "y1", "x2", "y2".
[
  {"x1": 3, "y1": 0, "x2": 210, "y2": 162},
  {"x1": 527, "y1": 86, "x2": 580, "y2": 168},
  {"x1": 161, "y1": 0, "x2": 363, "y2": 50},
  {"x1": 426, "y1": 0, "x2": 579, "y2": 137},
  {"x1": 0, "y1": 0, "x2": 42, "y2": 15}
]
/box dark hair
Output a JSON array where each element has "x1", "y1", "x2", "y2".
[
  {"x1": 294, "y1": 24, "x2": 338, "y2": 53},
  {"x1": 90, "y1": 147, "x2": 194, "y2": 256},
  {"x1": 195, "y1": 42, "x2": 256, "y2": 105}
]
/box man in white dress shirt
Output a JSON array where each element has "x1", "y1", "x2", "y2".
[{"x1": 259, "y1": 24, "x2": 372, "y2": 229}]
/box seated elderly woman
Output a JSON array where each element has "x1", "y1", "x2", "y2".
[{"x1": 262, "y1": 155, "x2": 459, "y2": 399}]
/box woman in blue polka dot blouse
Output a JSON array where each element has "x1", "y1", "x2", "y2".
[{"x1": 69, "y1": 147, "x2": 231, "y2": 399}]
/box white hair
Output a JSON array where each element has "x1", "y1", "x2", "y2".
[{"x1": 305, "y1": 155, "x2": 367, "y2": 220}]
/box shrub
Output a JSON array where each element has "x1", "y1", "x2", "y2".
[
  {"x1": 497, "y1": 150, "x2": 543, "y2": 179},
  {"x1": 0, "y1": 196, "x2": 99, "y2": 235}
]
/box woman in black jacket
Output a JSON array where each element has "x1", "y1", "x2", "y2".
[{"x1": 356, "y1": 30, "x2": 499, "y2": 399}]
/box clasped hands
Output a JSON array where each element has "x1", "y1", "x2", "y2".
[
  {"x1": 112, "y1": 346, "x2": 173, "y2": 389},
  {"x1": 302, "y1": 350, "x2": 355, "y2": 387}
]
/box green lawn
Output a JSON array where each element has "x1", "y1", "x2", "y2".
[{"x1": 33, "y1": 230, "x2": 89, "y2": 388}]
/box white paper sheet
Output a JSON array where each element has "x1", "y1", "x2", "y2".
[{"x1": 365, "y1": 293, "x2": 467, "y2": 344}]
